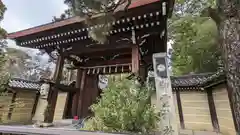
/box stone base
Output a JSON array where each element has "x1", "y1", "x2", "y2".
[
  {"x1": 72, "y1": 119, "x2": 79, "y2": 124},
  {"x1": 32, "y1": 122, "x2": 54, "y2": 128},
  {"x1": 42, "y1": 123, "x2": 54, "y2": 127}
]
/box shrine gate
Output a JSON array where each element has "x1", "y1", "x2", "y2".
[{"x1": 7, "y1": 0, "x2": 174, "y2": 131}]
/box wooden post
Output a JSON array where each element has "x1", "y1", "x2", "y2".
[
  {"x1": 131, "y1": 44, "x2": 140, "y2": 74},
  {"x1": 31, "y1": 93, "x2": 40, "y2": 118},
  {"x1": 152, "y1": 53, "x2": 178, "y2": 135},
  {"x1": 131, "y1": 29, "x2": 140, "y2": 75},
  {"x1": 207, "y1": 89, "x2": 220, "y2": 132},
  {"x1": 72, "y1": 69, "x2": 82, "y2": 118},
  {"x1": 139, "y1": 65, "x2": 147, "y2": 82},
  {"x1": 44, "y1": 51, "x2": 64, "y2": 123},
  {"x1": 8, "y1": 92, "x2": 17, "y2": 120},
  {"x1": 176, "y1": 90, "x2": 185, "y2": 129},
  {"x1": 77, "y1": 69, "x2": 86, "y2": 118}
]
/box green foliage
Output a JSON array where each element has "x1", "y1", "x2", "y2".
[
  {"x1": 170, "y1": 16, "x2": 221, "y2": 75},
  {"x1": 0, "y1": 1, "x2": 6, "y2": 38},
  {"x1": 0, "y1": 1, "x2": 9, "y2": 92},
  {"x1": 0, "y1": 1, "x2": 6, "y2": 21},
  {"x1": 0, "y1": 54, "x2": 10, "y2": 91},
  {"x1": 82, "y1": 78, "x2": 159, "y2": 134},
  {"x1": 170, "y1": 0, "x2": 221, "y2": 76}
]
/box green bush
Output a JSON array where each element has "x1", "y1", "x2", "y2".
[{"x1": 82, "y1": 78, "x2": 160, "y2": 134}]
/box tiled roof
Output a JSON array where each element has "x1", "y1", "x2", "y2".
[
  {"x1": 170, "y1": 70, "x2": 225, "y2": 88},
  {"x1": 148, "y1": 70, "x2": 225, "y2": 90},
  {"x1": 7, "y1": 70, "x2": 225, "y2": 91},
  {"x1": 8, "y1": 78, "x2": 41, "y2": 90}
]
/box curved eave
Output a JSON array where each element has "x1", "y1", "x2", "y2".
[
  {"x1": 7, "y1": 16, "x2": 83, "y2": 39},
  {"x1": 7, "y1": 0, "x2": 173, "y2": 40}
]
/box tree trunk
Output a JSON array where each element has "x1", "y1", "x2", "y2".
[{"x1": 217, "y1": 0, "x2": 240, "y2": 133}]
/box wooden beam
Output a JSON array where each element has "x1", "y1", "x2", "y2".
[
  {"x1": 53, "y1": 55, "x2": 65, "y2": 84},
  {"x1": 8, "y1": 92, "x2": 17, "y2": 120},
  {"x1": 176, "y1": 90, "x2": 185, "y2": 129},
  {"x1": 207, "y1": 89, "x2": 220, "y2": 132},
  {"x1": 31, "y1": 93, "x2": 40, "y2": 118},
  {"x1": 131, "y1": 44, "x2": 140, "y2": 74},
  {"x1": 67, "y1": 42, "x2": 132, "y2": 55},
  {"x1": 45, "y1": 52, "x2": 64, "y2": 123},
  {"x1": 62, "y1": 92, "x2": 70, "y2": 119},
  {"x1": 78, "y1": 48, "x2": 131, "y2": 58},
  {"x1": 54, "y1": 84, "x2": 78, "y2": 92},
  {"x1": 81, "y1": 58, "x2": 131, "y2": 67}
]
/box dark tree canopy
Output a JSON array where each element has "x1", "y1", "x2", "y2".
[
  {"x1": 0, "y1": 0, "x2": 6, "y2": 41},
  {"x1": 0, "y1": 1, "x2": 9, "y2": 90}
]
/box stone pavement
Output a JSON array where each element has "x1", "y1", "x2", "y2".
[
  {"x1": 180, "y1": 129, "x2": 223, "y2": 135},
  {"x1": 30, "y1": 120, "x2": 225, "y2": 135}
]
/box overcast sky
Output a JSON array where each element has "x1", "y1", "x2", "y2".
[
  {"x1": 2, "y1": 0, "x2": 67, "y2": 33},
  {"x1": 1, "y1": 0, "x2": 67, "y2": 49},
  {"x1": 0, "y1": 0, "x2": 67, "y2": 65}
]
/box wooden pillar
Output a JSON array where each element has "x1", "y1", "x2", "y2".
[
  {"x1": 8, "y1": 92, "x2": 17, "y2": 120},
  {"x1": 44, "y1": 52, "x2": 64, "y2": 123},
  {"x1": 207, "y1": 89, "x2": 220, "y2": 132},
  {"x1": 72, "y1": 69, "x2": 82, "y2": 118},
  {"x1": 176, "y1": 90, "x2": 185, "y2": 129},
  {"x1": 152, "y1": 53, "x2": 178, "y2": 135},
  {"x1": 139, "y1": 65, "x2": 147, "y2": 82},
  {"x1": 77, "y1": 69, "x2": 86, "y2": 118},
  {"x1": 79, "y1": 74, "x2": 100, "y2": 118},
  {"x1": 31, "y1": 93, "x2": 39, "y2": 117},
  {"x1": 131, "y1": 44, "x2": 140, "y2": 74}
]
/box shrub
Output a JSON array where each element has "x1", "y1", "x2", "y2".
[{"x1": 82, "y1": 78, "x2": 160, "y2": 134}]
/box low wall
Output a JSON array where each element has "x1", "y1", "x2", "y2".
[
  {"x1": 33, "y1": 91, "x2": 68, "y2": 122},
  {"x1": 0, "y1": 93, "x2": 13, "y2": 123},
  {"x1": 213, "y1": 85, "x2": 236, "y2": 135},
  {"x1": 151, "y1": 86, "x2": 237, "y2": 135},
  {"x1": 54, "y1": 92, "x2": 68, "y2": 120},
  {"x1": 1, "y1": 91, "x2": 36, "y2": 124},
  {"x1": 32, "y1": 96, "x2": 48, "y2": 121},
  {"x1": 9, "y1": 91, "x2": 36, "y2": 123},
  {"x1": 181, "y1": 91, "x2": 213, "y2": 131}
]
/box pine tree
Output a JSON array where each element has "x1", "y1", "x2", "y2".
[{"x1": 0, "y1": 1, "x2": 9, "y2": 90}]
